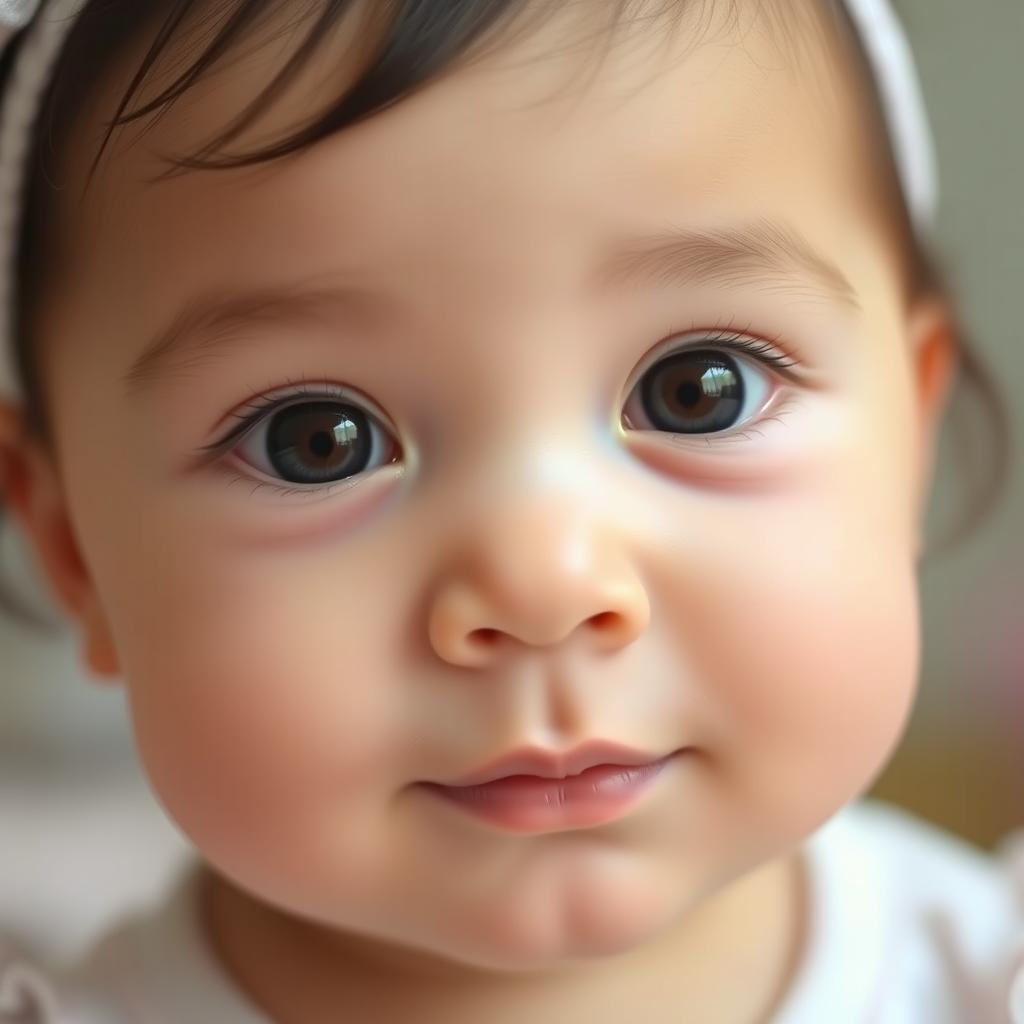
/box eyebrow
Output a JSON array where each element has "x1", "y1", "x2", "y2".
[
  {"x1": 594, "y1": 216, "x2": 860, "y2": 310},
  {"x1": 122, "y1": 217, "x2": 859, "y2": 397},
  {"x1": 122, "y1": 282, "x2": 388, "y2": 397}
]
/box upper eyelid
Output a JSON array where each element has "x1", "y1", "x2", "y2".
[
  {"x1": 203, "y1": 380, "x2": 390, "y2": 452},
  {"x1": 232, "y1": 380, "x2": 381, "y2": 423},
  {"x1": 625, "y1": 328, "x2": 801, "y2": 393},
  {"x1": 208, "y1": 326, "x2": 803, "y2": 451}
]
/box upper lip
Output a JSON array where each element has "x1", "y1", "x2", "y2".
[{"x1": 432, "y1": 741, "x2": 673, "y2": 788}]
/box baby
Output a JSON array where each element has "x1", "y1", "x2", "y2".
[{"x1": 0, "y1": 0, "x2": 1021, "y2": 1021}]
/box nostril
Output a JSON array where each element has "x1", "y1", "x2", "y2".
[
  {"x1": 589, "y1": 611, "x2": 619, "y2": 631},
  {"x1": 472, "y1": 628, "x2": 502, "y2": 645}
]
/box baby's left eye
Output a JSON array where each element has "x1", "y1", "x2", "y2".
[{"x1": 621, "y1": 345, "x2": 778, "y2": 436}]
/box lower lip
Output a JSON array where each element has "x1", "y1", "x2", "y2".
[{"x1": 419, "y1": 754, "x2": 677, "y2": 833}]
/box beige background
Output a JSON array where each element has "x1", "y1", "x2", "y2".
[
  {"x1": 868, "y1": 0, "x2": 1023, "y2": 847},
  {"x1": 1, "y1": 0, "x2": 1022, "y2": 959}
]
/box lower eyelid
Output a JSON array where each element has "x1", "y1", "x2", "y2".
[
  {"x1": 216, "y1": 461, "x2": 383, "y2": 502},
  {"x1": 626, "y1": 391, "x2": 802, "y2": 449}
]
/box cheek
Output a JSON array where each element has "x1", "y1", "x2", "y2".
[
  {"x1": 114, "y1": 550, "x2": 403, "y2": 881},
  {"x1": 725, "y1": 543, "x2": 919, "y2": 800},
  {"x1": 670, "y1": 460, "x2": 920, "y2": 846}
]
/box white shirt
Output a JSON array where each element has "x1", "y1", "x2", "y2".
[{"x1": 3, "y1": 799, "x2": 1024, "y2": 1023}]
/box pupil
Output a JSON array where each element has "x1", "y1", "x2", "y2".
[
  {"x1": 309, "y1": 431, "x2": 334, "y2": 459},
  {"x1": 677, "y1": 380, "x2": 702, "y2": 408}
]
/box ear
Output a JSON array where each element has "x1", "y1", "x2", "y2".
[
  {"x1": 0, "y1": 402, "x2": 121, "y2": 683},
  {"x1": 906, "y1": 295, "x2": 960, "y2": 549}
]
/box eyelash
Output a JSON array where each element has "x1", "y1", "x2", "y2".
[
  {"x1": 204, "y1": 321, "x2": 803, "y2": 498},
  {"x1": 641, "y1": 322, "x2": 800, "y2": 376}
]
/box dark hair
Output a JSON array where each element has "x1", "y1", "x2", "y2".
[{"x1": 0, "y1": 0, "x2": 1011, "y2": 630}]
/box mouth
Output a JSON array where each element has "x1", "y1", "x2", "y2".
[
  {"x1": 430, "y1": 740, "x2": 676, "y2": 787},
  {"x1": 417, "y1": 742, "x2": 686, "y2": 833}
]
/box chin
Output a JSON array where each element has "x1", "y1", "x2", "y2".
[{"x1": 422, "y1": 873, "x2": 681, "y2": 973}]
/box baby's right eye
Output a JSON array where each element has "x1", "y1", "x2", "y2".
[{"x1": 229, "y1": 388, "x2": 401, "y2": 490}]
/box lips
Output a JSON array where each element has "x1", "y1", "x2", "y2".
[
  {"x1": 418, "y1": 743, "x2": 683, "y2": 833},
  {"x1": 431, "y1": 740, "x2": 673, "y2": 787}
]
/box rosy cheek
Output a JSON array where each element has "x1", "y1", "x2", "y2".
[
  {"x1": 671, "y1": 485, "x2": 919, "y2": 839},
  {"x1": 122, "y1": 579, "x2": 395, "y2": 866}
]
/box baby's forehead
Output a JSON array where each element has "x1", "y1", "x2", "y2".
[{"x1": 57, "y1": 0, "x2": 892, "y2": 292}]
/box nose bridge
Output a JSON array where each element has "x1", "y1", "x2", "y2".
[
  {"x1": 476, "y1": 494, "x2": 614, "y2": 611},
  {"x1": 425, "y1": 446, "x2": 652, "y2": 667}
]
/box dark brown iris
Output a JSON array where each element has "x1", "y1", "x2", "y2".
[
  {"x1": 265, "y1": 402, "x2": 371, "y2": 483},
  {"x1": 639, "y1": 350, "x2": 744, "y2": 433}
]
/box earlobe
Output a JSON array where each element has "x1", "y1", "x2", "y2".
[
  {"x1": 0, "y1": 401, "x2": 122, "y2": 683},
  {"x1": 911, "y1": 297, "x2": 960, "y2": 435},
  {"x1": 80, "y1": 599, "x2": 121, "y2": 680},
  {"x1": 907, "y1": 296, "x2": 960, "y2": 542}
]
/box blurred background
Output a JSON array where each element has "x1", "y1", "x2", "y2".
[
  {"x1": 867, "y1": 0, "x2": 1024, "y2": 845},
  {"x1": 1, "y1": 0, "x2": 1022, "y2": 967}
]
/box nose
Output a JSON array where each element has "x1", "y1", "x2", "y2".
[{"x1": 426, "y1": 499, "x2": 651, "y2": 668}]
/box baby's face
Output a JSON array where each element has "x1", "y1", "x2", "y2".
[{"x1": 37, "y1": 0, "x2": 939, "y2": 968}]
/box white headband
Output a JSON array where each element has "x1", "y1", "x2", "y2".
[{"x1": 0, "y1": 0, "x2": 940, "y2": 405}]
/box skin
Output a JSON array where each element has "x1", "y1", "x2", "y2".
[{"x1": 0, "y1": 0, "x2": 958, "y2": 1021}]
